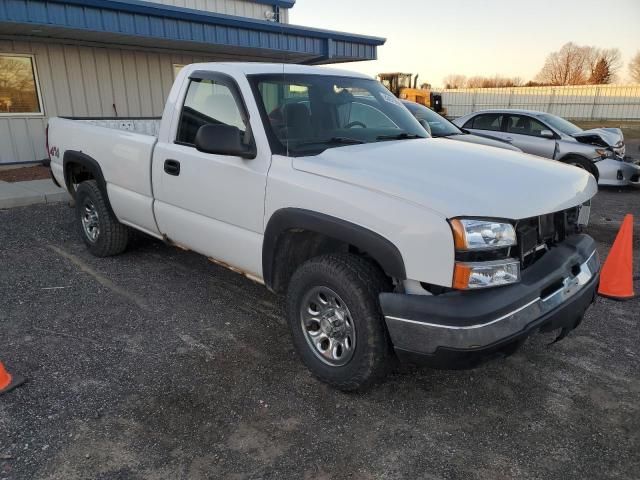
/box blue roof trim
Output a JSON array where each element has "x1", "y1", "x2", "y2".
[
  {"x1": 43, "y1": 0, "x2": 384, "y2": 46},
  {"x1": 0, "y1": 0, "x2": 383, "y2": 62},
  {"x1": 253, "y1": 0, "x2": 296, "y2": 7}
]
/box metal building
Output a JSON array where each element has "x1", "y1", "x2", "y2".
[{"x1": 0, "y1": 0, "x2": 385, "y2": 164}]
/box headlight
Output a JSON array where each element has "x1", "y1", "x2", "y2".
[
  {"x1": 453, "y1": 260, "x2": 520, "y2": 289},
  {"x1": 595, "y1": 148, "x2": 614, "y2": 159},
  {"x1": 450, "y1": 219, "x2": 517, "y2": 251}
]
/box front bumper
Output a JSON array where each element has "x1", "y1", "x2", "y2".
[
  {"x1": 596, "y1": 158, "x2": 640, "y2": 187},
  {"x1": 380, "y1": 234, "x2": 600, "y2": 369}
]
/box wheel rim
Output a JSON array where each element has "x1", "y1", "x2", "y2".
[
  {"x1": 81, "y1": 199, "x2": 100, "y2": 242},
  {"x1": 300, "y1": 286, "x2": 356, "y2": 367}
]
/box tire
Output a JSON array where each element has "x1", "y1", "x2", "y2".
[
  {"x1": 75, "y1": 180, "x2": 129, "y2": 257},
  {"x1": 286, "y1": 253, "x2": 393, "y2": 391},
  {"x1": 562, "y1": 156, "x2": 599, "y2": 182}
]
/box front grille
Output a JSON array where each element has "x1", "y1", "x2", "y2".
[
  {"x1": 512, "y1": 207, "x2": 581, "y2": 270},
  {"x1": 452, "y1": 206, "x2": 584, "y2": 270}
]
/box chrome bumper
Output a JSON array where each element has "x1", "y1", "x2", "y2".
[{"x1": 383, "y1": 248, "x2": 599, "y2": 356}]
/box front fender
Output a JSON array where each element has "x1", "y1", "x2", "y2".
[{"x1": 263, "y1": 208, "x2": 407, "y2": 291}]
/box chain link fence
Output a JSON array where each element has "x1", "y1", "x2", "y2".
[{"x1": 441, "y1": 84, "x2": 640, "y2": 120}]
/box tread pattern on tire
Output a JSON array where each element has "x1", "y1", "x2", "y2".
[
  {"x1": 76, "y1": 180, "x2": 129, "y2": 257},
  {"x1": 286, "y1": 252, "x2": 393, "y2": 392}
]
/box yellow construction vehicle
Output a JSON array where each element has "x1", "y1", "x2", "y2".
[
  {"x1": 377, "y1": 72, "x2": 444, "y2": 114},
  {"x1": 377, "y1": 73, "x2": 430, "y2": 105}
]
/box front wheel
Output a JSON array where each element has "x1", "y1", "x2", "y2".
[{"x1": 286, "y1": 253, "x2": 392, "y2": 391}]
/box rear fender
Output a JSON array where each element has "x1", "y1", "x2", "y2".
[{"x1": 63, "y1": 150, "x2": 115, "y2": 214}]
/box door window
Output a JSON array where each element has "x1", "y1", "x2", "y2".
[
  {"x1": 505, "y1": 115, "x2": 548, "y2": 137},
  {"x1": 465, "y1": 113, "x2": 503, "y2": 132},
  {"x1": 176, "y1": 79, "x2": 246, "y2": 146}
]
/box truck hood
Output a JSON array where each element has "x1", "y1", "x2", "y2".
[
  {"x1": 293, "y1": 138, "x2": 597, "y2": 219},
  {"x1": 572, "y1": 128, "x2": 624, "y2": 148}
]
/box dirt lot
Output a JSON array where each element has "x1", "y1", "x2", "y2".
[{"x1": 1, "y1": 188, "x2": 639, "y2": 480}]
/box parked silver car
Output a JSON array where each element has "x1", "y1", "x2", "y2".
[
  {"x1": 453, "y1": 109, "x2": 640, "y2": 187},
  {"x1": 401, "y1": 101, "x2": 522, "y2": 152}
]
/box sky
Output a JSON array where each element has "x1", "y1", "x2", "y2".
[{"x1": 290, "y1": 0, "x2": 640, "y2": 86}]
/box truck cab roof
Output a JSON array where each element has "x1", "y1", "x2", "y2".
[{"x1": 182, "y1": 62, "x2": 371, "y2": 79}]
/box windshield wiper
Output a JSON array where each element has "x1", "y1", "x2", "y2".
[
  {"x1": 376, "y1": 132, "x2": 424, "y2": 141},
  {"x1": 293, "y1": 137, "x2": 365, "y2": 148}
]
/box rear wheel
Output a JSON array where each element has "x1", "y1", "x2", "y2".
[
  {"x1": 562, "y1": 156, "x2": 599, "y2": 181},
  {"x1": 75, "y1": 180, "x2": 129, "y2": 257},
  {"x1": 286, "y1": 253, "x2": 392, "y2": 391}
]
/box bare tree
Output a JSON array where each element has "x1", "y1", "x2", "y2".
[
  {"x1": 443, "y1": 74, "x2": 467, "y2": 89},
  {"x1": 537, "y1": 43, "x2": 623, "y2": 85},
  {"x1": 462, "y1": 75, "x2": 522, "y2": 88},
  {"x1": 588, "y1": 48, "x2": 622, "y2": 84},
  {"x1": 536, "y1": 42, "x2": 593, "y2": 85},
  {"x1": 630, "y1": 51, "x2": 640, "y2": 83}
]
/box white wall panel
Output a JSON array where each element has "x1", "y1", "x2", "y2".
[
  {"x1": 8, "y1": 119, "x2": 34, "y2": 161},
  {"x1": 141, "y1": 0, "x2": 290, "y2": 22},
  {"x1": 63, "y1": 45, "x2": 89, "y2": 117},
  {"x1": 79, "y1": 47, "x2": 102, "y2": 117},
  {"x1": 0, "y1": 39, "x2": 221, "y2": 163},
  {"x1": 0, "y1": 119, "x2": 17, "y2": 163},
  {"x1": 47, "y1": 44, "x2": 73, "y2": 116}
]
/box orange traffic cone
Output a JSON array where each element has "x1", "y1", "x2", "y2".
[
  {"x1": 0, "y1": 361, "x2": 25, "y2": 395},
  {"x1": 598, "y1": 214, "x2": 636, "y2": 300}
]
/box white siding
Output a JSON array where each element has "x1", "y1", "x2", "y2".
[
  {"x1": 141, "y1": 0, "x2": 290, "y2": 22},
  {"x1": 0, "y1": 39, "x2": 226, "y2": 164}
]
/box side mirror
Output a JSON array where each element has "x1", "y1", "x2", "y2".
[
  {"x1": 418, "y1": 119, "x2": 432, "y2": 136},
  {"x1": 540, "y1": 129, "x2": 555, "y2": 139},
  {"x1": 194, "y1": 124, "x2": 256, "y2": 159}
]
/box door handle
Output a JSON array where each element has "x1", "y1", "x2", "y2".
[
  {"x1": 504, "y1": 137, "x2": 514, "y2": 142},
  {"x1": 164, "y1": 159, "x2": 181, "y2": 176}
]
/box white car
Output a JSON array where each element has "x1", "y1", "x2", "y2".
[
  {"x1": 453, "y1": 109, "x2": 640, "y2": 187},
  {"x1": 48, "y1": 63, "x2": 600, "y2": 390}
]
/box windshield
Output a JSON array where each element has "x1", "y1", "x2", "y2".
[
  {"x1": 250, "y1": 74, "x2": 428, "y2": 155},
  {"x1": 402, "y1": 101, "x2": 461, "y2": 137},
  {"x1": 538, "y1": 114, "x2": 583, "y2": 136}
]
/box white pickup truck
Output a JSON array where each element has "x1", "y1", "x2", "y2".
[{"x1": 48, "y1": 63, "x2": 600, "y2": 391}]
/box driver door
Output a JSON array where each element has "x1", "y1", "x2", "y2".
[{"x1": 152, "y1": 72, "x2": 270, "y2": 278}]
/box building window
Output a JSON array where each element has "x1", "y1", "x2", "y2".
[{"x1": 0, "y1": 54, "x2": 43, "y2": 116}]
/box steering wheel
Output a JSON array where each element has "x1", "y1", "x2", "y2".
[{"x1": 344, "y1": 121, "x2": 367, "y2": 129}]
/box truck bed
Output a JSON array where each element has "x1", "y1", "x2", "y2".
[
  {"x1": 48, "y1": 116, "x2": 161, "y2": 237},
  {"x1": 61, "y1": 117, "x2": 161, "y2": 137}
]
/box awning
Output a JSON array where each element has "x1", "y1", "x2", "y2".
[{"x1": 0, "y1": 0, "x2": 385, "y2": 64}]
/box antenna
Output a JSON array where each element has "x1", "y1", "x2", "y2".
[{"x1": 278, "y1": 8, "x2": 289, "y2": 157}]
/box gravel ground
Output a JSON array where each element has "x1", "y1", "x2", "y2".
[{"x1": 1, "y1": 188, "x2": 639, "y2": 480}]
